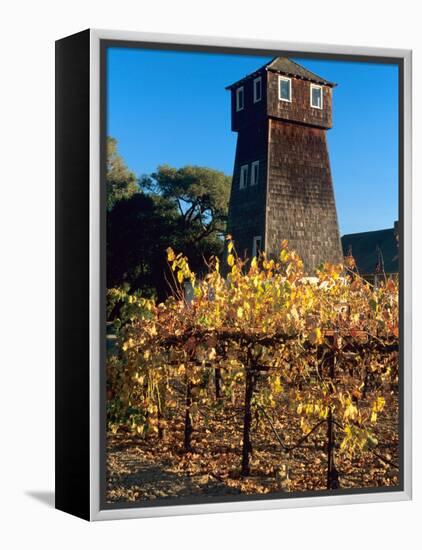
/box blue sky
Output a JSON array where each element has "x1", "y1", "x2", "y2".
[{"x1": 107, "y1": 47, "x2": 399, "y2": 236}]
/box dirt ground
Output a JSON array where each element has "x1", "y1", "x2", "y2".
[{"x1": 106, "y1": 393, "x2": 399, "y2": 503}]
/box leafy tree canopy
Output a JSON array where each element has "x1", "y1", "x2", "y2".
[
  {"x1": 142, "y1": 164, "x2": 231, "y2": 244},
  {"x1": 107, "y1": 192, "x2": 179, "y2": 301},
  {"x1": 107, "y1": 137, "x2": 138, "y2": 210},
  {"x1": 107, "y1": 139, "x2": 231, "y2": 302}
]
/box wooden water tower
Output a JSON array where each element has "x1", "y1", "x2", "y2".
[{"x1": 226, "y1": 57, "x2": 343, "y2": 272}]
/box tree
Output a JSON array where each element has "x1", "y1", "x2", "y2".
[
  {"x1": 108, "y1": 164, "x2": 232, "y2": 297},
  {"x1": 107, "y1": 193, "x2": 179, "y2": 301},
  {"x1": 106, "y1": 136, "x2": 232, "y2": 299},
  {"x1": 143, "y1": 164, "x2": 230, "y2": 245},
  {"x1": 106, "y1": 137, "x2": 138, "y2": 210}
]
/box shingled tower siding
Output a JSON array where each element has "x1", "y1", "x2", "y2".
[
  {"x1": 226, "y1": 70, "x2": 268, "y2": 260},
  {"x1": 227, "y1": 121, "x2": 268, "y2": 260},
  {"x1": 226, "y1": 58, "x2": 343, "y2": 273}
]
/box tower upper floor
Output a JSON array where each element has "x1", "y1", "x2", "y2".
[{"x1": 226, "y1": 57, "x2": 336, "y2": 131}]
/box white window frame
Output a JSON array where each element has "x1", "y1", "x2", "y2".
[
  {"x1": 278, "y1": 76, "x2": 292, "y2": 102},
  {"x1": 253, "y1": 77, "x2": 262, "y2": 103},
  {"x1": 310, "y1": 84, "x2": 323, "y2": 109},
  {"x1": 252, "y1": 236, "x2": 262, "y2": 257},
  {"x1": 239, "y1": 164, "x2": 249, "y2": 189},
  {"x1": 236, "y1": 86, "x2": 244, "y2": 111},
  {"x1": 251, "y1": 160, "x2": 259, "y2": 186}
]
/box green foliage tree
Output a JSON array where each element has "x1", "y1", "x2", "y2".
[
  {"x1": 107, "y1": 137, "x2": 138, "y2": 210},
  {"x1": 148, "y1": 164, "x2": 231, "y2": 237},
  {"x1": 139, "y1": 164, "x2": 231, "y2": 284},
  {"x1": 108, "y1": 161, "x2": 231, "y2": 302},
  {"x1": 143, "y1": 164, "x2": 230, "y2": 244},
  {"x1": 107, "y1": 193, "x2": 179, "y2": 301}
]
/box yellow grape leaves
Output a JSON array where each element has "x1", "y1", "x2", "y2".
[
  {"x1": 108, "y1": 238, "x2": 398, "y2": 466},
  {"x1": 166, "y1": 247, "x2": 176, "y2": 262}
]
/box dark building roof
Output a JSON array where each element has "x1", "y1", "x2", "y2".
[
  {"x1": 341, "y1": 226, "x2": 399, "y2": 274},
  {"x1": 266, "y1": 58, "x2": 336, "y2": 86},
  {"x1": 226, "y1": 56, "x2": 336, "y2": 90}
]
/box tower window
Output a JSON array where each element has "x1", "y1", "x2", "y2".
[
  {"x1": 310, "y1": 84, "x2": 323, "y2": 109},
  {"x1": 251, "y1": 161, "x2": 259, "y2": 186},
  {"x1": 236, "y1": 86, "x2": 244, "y2": 111},
  {"x1": 253, "y1": 77, "x2": 262, "y2": 103},
  {"x1": 278, "y1": 76, "x2": 292, "y2": 102},
  {"x1": 252, "y1": 236, "x2": 262, "y2": 257},
  {"x1": 239, "y1": 164, "x2": 249, "y2": 189}
]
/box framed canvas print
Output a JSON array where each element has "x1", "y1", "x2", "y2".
[{"x1": 55, "y1": 29, "x2": 412, "y2": 521}]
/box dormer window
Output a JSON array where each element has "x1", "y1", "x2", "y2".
[
  {"x1": 278, "y1": 76, "x2": 291, "y2": 102},
  {"x1": 310, "y1": 84, "x2": 323, "y2": 109},
  {"x1": 236, "y1": 86, "x2": 244, "y2": 111},
  {"x1": 253, "y1": 77, "x2": 262, "y2": 103}
]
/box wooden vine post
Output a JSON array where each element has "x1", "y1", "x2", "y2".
[
  {"x1": 156, "y1": 380, "x2": 166, "y2": 440},
  {"x1": 241, "y1": 368, "x2": 255, "y2": 476},
  {"x1": 214, "y1": 368, "x2": 221, "y2": 399},
  {"x1": 241, "y1": 347, "x2": 257, "y2": 477},
  {"x1": 326, "y1": 348, "x2": 339, "y2": 489},
  {"x1": 183, "y1": 376, "x2": 193, "y2": 452}
]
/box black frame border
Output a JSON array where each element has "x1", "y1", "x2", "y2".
[{"x1": 55, "y1": 29, "x2": 91, "y2": 521}]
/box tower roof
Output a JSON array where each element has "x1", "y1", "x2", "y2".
[{"x1": 226, "y1": 56, "x2": 336, "y2": 89}]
